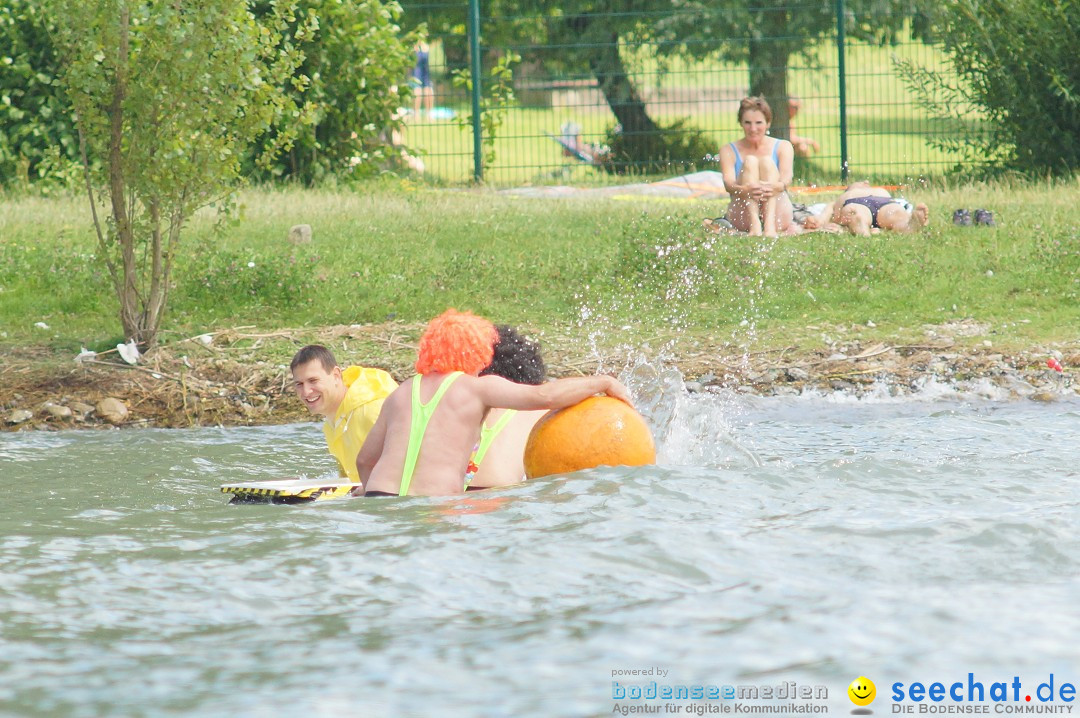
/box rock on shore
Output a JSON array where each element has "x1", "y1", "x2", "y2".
[{"x1": 1, "y1": 324, "x2": 1076, "y2": 432}]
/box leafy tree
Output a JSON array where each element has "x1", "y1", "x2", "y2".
[
  {"x1": 665, "y1": 0, "x2": 929, "y2": 140},
  {"x1": 0, "y1": 0, "x2": 78, "y2": 187},
  {"x1": 48, "y1": 0, "x2": 306, "y2": 346},
  {"x1": 252, "y1": 0, "x2": 419, "y2": 184},
  {"x1": 407, "y1": 2, "x2": 665, "y2": 143},
  {"x1": 405, "y1": 1, "x2": 926, "y2": 161},
  {"x1": 898, "y1": 0, "x2": 1078, "y2": 176}
]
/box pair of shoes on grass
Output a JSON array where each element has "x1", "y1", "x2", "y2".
[{"x1": 953, "y1": 208, "x2": 995, "y2": 226}]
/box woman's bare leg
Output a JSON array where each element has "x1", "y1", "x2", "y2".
[
  {"x1": 759, "y1": 157, "x2": 780, "y2": 237},
  {"x1": 739, "y1": 155, "x2": 762, "y2": 235},
  {"x1": 911, "y1": 203, "x2": 929, "y2": 230}
]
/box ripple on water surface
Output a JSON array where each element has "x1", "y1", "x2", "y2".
[{"x1": 1, "y1": 397, "x2": 1078, "y2": 717}]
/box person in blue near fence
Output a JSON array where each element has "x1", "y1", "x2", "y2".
[
  {"x1": 410, "y1": 40, "x2": 434, "y2": 118},
  {"x1": 555, "y1": 121, "x2": 611, "y2": 166}
]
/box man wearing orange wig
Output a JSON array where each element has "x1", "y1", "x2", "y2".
[{"x1": 356, "y1": 309, "x2": 631, "y2": 496}]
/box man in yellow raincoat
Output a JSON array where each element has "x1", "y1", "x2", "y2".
[{"x1": 290, "y1": 345, "x2": 397, "y2": 482}]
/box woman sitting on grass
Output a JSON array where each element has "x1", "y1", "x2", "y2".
[{"x1": 708, "y1": 96, "x2": 797, "y2": 237}]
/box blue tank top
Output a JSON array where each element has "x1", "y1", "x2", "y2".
[
  {"x1": 730, "y1": 139, "x2": 780, "y2": 177},
  {"x1": 413, "y1": 48, "x2": 431, "y2": 87}
]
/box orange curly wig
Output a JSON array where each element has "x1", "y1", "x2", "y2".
[{"x1": 415, "y1": 309, "x2": 498, "y2": 375}]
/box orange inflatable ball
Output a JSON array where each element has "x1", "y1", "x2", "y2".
[{"x1": 523, "y1": 396, "x2": 656, "y2": 479}]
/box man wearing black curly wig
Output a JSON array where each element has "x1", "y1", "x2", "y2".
[{"x1": 469, "y1": 325, "x2": 550, "y2": 489}]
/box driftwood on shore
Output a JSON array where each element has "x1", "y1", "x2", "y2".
[{"x1": 1, "y1": 321, "x2": 1075, "y2": 431}]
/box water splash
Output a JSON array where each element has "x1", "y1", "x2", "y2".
[
  {"x1": 566, "y1": 212, "x2": 787, "y2": 467},
  {"x1": 730, "y1": 235, "x2": 782, "y2": 373},
  {"x1": 619, "y1": 355, "x2": 761, "y2": 468}
]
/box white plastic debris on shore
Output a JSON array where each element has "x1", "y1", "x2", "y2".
[{"x1": 117, "y1": 339, "x2": 141, "y2": 365}]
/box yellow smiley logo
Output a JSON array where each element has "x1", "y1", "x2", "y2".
[{"x1": 848, "y1": 676, "x2": 876, "y2": 706}]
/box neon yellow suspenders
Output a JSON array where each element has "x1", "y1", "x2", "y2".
[
  {"x1": 464, "y1": 409, "x2": 518, "y2": 489},
  {"x1": 399, "y1": 372, "x2": 462, "y2": 496}
]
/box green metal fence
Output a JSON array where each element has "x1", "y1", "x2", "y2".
[{"x1": 399, "y1": 1, "x2": 980, "y2": 187}]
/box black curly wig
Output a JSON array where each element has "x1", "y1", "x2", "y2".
[{"x1": 479, "y1": 325, "x2": 547, "y2": 385}]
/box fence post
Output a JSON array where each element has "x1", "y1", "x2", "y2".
[
  {"x1": 835, "y1": 0, "x2": 849, "y2": 182},
  {"x1": 468, "y1": 0, "x2": 483, "y2": 182}
]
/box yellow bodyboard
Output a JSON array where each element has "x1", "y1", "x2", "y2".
[{"x1": 220, "y1": 478, "x2": 361, "y2": 503}]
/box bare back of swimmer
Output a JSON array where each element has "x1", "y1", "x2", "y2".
[
  {"x1": 358, "y1": 372, "x2": 631, "y2": 496},
  {"x1": 355, "y1": 310, "x2": 632, "y2": 497}
]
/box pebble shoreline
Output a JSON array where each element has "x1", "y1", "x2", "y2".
[{"x1": 3, "y1": 344, "x2": 1074, "y2": 432}]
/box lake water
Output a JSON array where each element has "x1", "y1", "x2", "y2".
[{"x1": 2, "y1": 373, "x2": 1078, "y2": 717}]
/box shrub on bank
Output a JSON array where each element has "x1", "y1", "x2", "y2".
[{"x1": 899, "y1": 0, "x2": 1079, "y2": 177}]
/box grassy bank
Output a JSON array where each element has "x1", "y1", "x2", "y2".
[{"x1": 1, "y1": 177, "x2": 1077, "y2": 362}]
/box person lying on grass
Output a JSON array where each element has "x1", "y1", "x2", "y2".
[
  {"x1": 356, "y1": 309, "x2": 632, "y2": 497},
  {"x1": 802, "y1": 182, "x2": 929, "y2": 236}
]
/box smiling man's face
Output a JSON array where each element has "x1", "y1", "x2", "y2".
[{"x1": 292, "y1": 360, "x2": 345, "y2": 417}]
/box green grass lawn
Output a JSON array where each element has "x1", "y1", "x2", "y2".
[{"x1": 1, "y1": 177, "x2": 1077, "y2": 361}]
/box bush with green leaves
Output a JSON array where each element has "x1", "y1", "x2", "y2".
[
  {"x1": 0, "y1": 0, "x2": 80, "y2": 189},
  {"x1": 897, "y1": 0, "x2": 1078, "y2": 176},
  {"x1": 452, "y1": 50, "x2": 520, "y2": 173},
  {"x1": 252, "y1": 0, "x2": 419, "y2": 184},
  {"x1": 601, "y1": 118, "x2": 716, "y2": 176},
  {"x1": 178, "y1": 248, "x2": 319, "y2": 308},
  {"x1": 48, "y1": 0, "x2": 307, "y2": 346}
]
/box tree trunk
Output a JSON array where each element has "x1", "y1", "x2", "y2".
[
  {"x1": 589, "y1": 30, "x2": 659, "y2": 145},
  {"x1": 748, "y1": 8, "x2": 792, "y2": 141},
  {"x1": 108, "y1": 7, "x2": 142, "y2": 343},
  {"x1": 146, "y1": 199, "x2": 164, "y2": 349}
]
